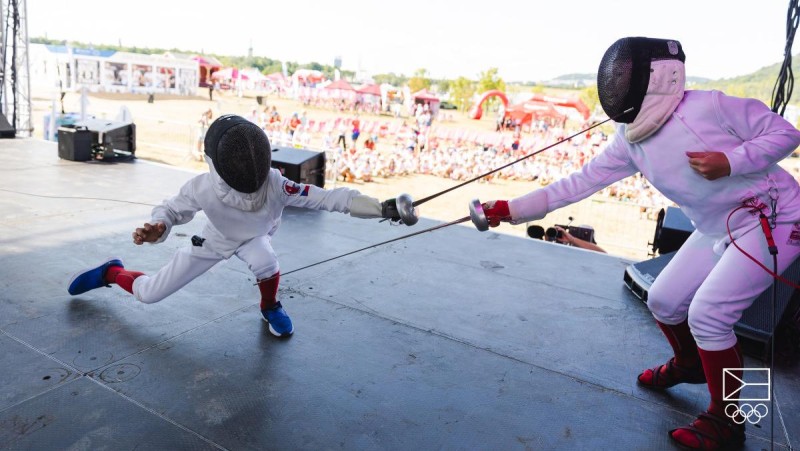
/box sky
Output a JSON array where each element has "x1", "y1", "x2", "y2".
[{"x1": 27, "y1": 0, "x2": 794, "y2": 82}]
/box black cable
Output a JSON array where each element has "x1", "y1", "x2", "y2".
[
  {"x1": 771, "y1": 0, "x2": 800, "y2": 116},
  {"x1": 10, "y1": 0, "x2": 18, "y2": 129},
  {"x1": 0, "y1": 188, "x2": 158, "y2": 207},
  {"x1": 0, "y1": 0, "x2": 8, "y2": 108},
  {"x1": 770, "y1": 254, "x2": 777, "y2": 451}
]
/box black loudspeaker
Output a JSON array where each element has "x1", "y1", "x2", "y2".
[
  {"x1": 652, "y1": 207, "x2": 695, "y2": 254},
  {"x1": 74, "y1": 118, "x2": 136, "y2": 153},
  {"x1": 623, "y1": 252, "x2": 800, "y2": 356},
  {"x1": 270, "y1": 147, "x2": 326, "y2": 188},
  {"x1": 57, "y1": 126, "x2": 93, "y2": 161},
  {"x1": 0, "y1": 112, "x2": 15, "y2": 138},
  {"x1": 623, "y1": 251, "x2": 676, "y2": 302}
]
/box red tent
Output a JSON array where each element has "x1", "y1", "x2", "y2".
[
  {"x1": 325, "y1": 79, "x2": 355, "y2": 91},
  {"x1": 505, "y1": 100, "x2": 565, "y2": 126},
  {"x1": 412, "y1": 89, "x2": 441, "y2": 115},
  {"x1": 325, "y1": 79, "x2": 356, "y2": 99},
  {"x1": 413, "y1": 89, "x2": 440, "y2": 102},
  {"x1": 193, "y1": 55, "x2": 223, "y2": 86},
  {"x1": 522, "y1": 93, "x2": 590, "y2": 120},
  {"x1": 356, "y1": 84, "x2": 381, "y2": 96}
]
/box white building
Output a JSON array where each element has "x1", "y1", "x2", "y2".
[{"x1": 29, "y1": 43, "x2": 199, "y2": 96}]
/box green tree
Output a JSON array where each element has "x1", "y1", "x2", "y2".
[
  {"x1": 408, "y1": 68, "x2": 431, "y2": 93},
  {"x1": 579, "y1": 84, "x2": 599, "y2": 115},
  {"x1": 449, "y1": 76, "x2": 476, "y2": 112},
  {"x1": 374, "y1": 73, "x2": 408, "y2": 87},
  {"x1": 477, "y1": 68, "x2": 505, "y2": 92},
  {"x1": 477, "y1": 68, "x2": 506, "y2": 112}
]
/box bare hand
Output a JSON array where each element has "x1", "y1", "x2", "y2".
[
  {"x1": 686, "y1": 151, "x2": 731, "y2": 180},
  {"x1": 555, "y1": 226, "x2": 573, "y2": 245},
  {"x1": 132, "y1": 222, "x2": 166, "y2": 245}
]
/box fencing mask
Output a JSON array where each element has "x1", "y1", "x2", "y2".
[
  {"x1": 597, "y1": 37, "x2": 685, "y2": 125},
  {"x1": 204, "y1": 114, "x2": 271, "y2": 193}
]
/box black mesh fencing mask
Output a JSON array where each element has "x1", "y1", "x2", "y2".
[
  {"x1": 204, "y1": 114, "x2": 271, "y2": 193},
  {"x1": 597, "y1": 37, "x2": 685, "y2": 123}
]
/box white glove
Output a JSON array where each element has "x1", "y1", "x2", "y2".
[{"x1": 349, "y1": 195, "x2": 383, "y2": 219}]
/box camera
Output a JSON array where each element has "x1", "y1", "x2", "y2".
[
  {"x1": 527, "y1": 222, "x2": 596, "y2": 244},
  {"x1": 545, "y1": 226, "x2": 567, "y2": 242}
]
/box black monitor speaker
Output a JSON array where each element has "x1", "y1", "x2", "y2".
[
  {"x1": 0, "y1": 112, "x2": 15, "y2": 138},
  {"x1": 652, "y1": 206, "x2": 694, "y2": 254},
  {"x1": 74, "y1": 118, "x2": 136, "y2": 153},
  {"x1": 270, "y1": 147, "x2": 326, "y2": 188},
  {"x1": 57, "y1": 126, "x2": 94, "y2": 161},
  {"x1": 623, "y1": 251, "x2": 800, "y2": 358}
]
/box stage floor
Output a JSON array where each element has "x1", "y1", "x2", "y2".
[{"x1": 0, "y1": 139, "x2": 797, "y2": 450}]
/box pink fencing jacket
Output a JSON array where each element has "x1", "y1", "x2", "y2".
[{"x1": 509, "y1": 90, "x2": 800, "y2": 252}]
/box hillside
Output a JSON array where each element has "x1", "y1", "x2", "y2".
[{"x1": 692, "y1": 57, "x2": 797, "y2": 105}]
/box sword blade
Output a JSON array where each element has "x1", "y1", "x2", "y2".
[{"x1": 282, "y1": 216, "x2": 471, "y2": 277}]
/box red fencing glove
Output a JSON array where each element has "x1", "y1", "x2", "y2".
[{"x1": 482, "y1": 200, "x2": 511, "y2": 227}]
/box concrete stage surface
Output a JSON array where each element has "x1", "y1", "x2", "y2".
[{"x1": 0, "y1": 139, "x2": 797, "y2": 450}]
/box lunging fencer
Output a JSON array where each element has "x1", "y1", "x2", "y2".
[
  {"x1": 473, "y1": 37, "x2": 800, "y2": 449},
  {"x1": 68, "y1": 114, "x2": 408, "y2": 338}
]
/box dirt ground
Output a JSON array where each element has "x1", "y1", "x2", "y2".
[{"x1": 31, "y1": 89, "x2": 663, "y2": 261}]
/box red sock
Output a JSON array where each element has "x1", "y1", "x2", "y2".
[
  {"x1": 639, "y1": 319, "x2": 700, "y2": 385},
  {"x1": 105, "y1": 265, "x2": 144, "y2": 294},
  {"x1": 698, "y1": 344, "x2": 743, "y2": 417},
  {"x1": 258, "y1": 272, "x2": 280, "y2": 310},
  {"x1": 671, "y1": 344, "x2": 744, "y2": 448},
  {"x1": 657, "y1": 319, "x2": 700, "y2": 368}
]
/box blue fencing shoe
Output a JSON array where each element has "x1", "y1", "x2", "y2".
[
  {"x1": 261, "y1": 301, "x2": 294, "y2": 337},
  {"x1": 68, "y1": 257, "x2": 124, "y2": 295}
]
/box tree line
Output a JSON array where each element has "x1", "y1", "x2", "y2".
[{"x1": 37, "y1": 37, "x2": 800, "y2": 115}]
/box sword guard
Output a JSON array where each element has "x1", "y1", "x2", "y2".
[
  {"x1": 469, "y1": 199, "x2": 489, "y2": 232},
  {"x1": 396, "y1": 193, "x2": 419, "y2": 226}
]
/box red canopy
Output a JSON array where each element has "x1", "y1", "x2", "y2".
[
  {"x1": 192, "y1": 55, "x2": 223, "y2": 69},
  {"x1": 325, "y1": 79, "x2": 355, "y2": 91},
  {"x1": 293, "y1": 69, "x2": 326, "y2": 84},
  {"x1": 506, "y1": 100, "x2": 565, "y2": 125},
  {"x1": 194, "y1": 55, "x2": 223, "y2": 86},
  {"x1": 413, "y1": 89, "x2": 440, "y2": 102},
  {"x1": 523, "y1": 93, "x2": 590, "y2": 120},
  {"x1": 356, "y1": 84, "x2": 381, "y2": 96}
]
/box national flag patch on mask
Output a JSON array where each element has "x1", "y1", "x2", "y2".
[{"x1": 283, "y1": 180, "x2": 309, "y2": 196}]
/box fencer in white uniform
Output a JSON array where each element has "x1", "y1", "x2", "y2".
[
  {"x1": 475, "y1": 37, "x2": 800, "y2": 450},
  {"x1": 69, "y1": 114, "x2": 406, "y2": 338}
]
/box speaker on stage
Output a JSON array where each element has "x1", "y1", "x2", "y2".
[
  {"x1": 652, "y1": 206, "x2": 695, "y2": 254},
  {"x1": 0, "y1": 112, "x2": 15, "y2": 138},
  {"x1": 74, "y1": 118, "x2": 136, "y2": 153},
  {"x1": 270, "y1": 147, "x2": 326, "y2": 188},
  {"x1": 57, "y1": 126, "x2": 93, "y2": 161},
  {"x1": 623, "y1": 252, "x2": 800, "y2": 357}
]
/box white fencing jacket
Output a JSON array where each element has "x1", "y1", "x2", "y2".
[{"x1": 150, "y1": 161, "x2": 379, "y2": 258}]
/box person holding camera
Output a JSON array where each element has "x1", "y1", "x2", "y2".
[
  {"x1": 475, "y1": 37, "x2": 800, "y2": 450},
  {"x1": 553, "y1": 225, "x2": 606, "y2": 253}
]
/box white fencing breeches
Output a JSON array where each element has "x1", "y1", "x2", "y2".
[
  {"x1": 647, "y1": 222, "x2": 800, "y2": 351},
  {"x1": 132, "y1": 235, "x2": 280, "y2": 304}
]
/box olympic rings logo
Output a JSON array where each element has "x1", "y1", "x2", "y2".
[{"x1": 725, "y1": 403, "x2": 769, "y2": 424}]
